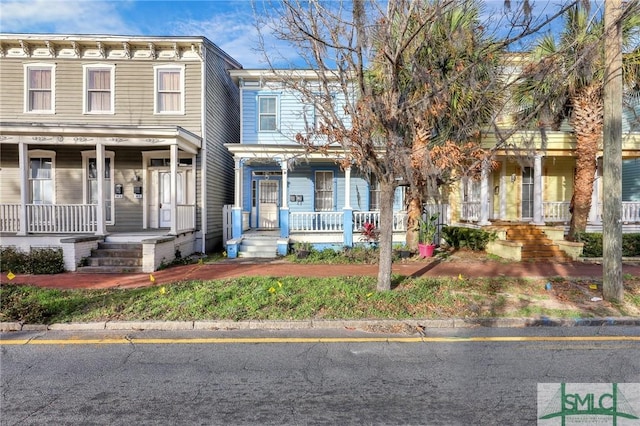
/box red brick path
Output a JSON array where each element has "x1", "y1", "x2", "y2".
[{"x1": 2, "y1": 258, "x2": 638, "y2": 290}]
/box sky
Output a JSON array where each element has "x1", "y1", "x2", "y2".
[
  {"x1": 0, "y1": 1, "x2": 607, "y2": 69},
  {"x1": 0, "y1": 0, "x2": 277, "y2": 67}
]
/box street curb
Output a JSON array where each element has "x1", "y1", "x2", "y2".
[{"x1": 2, "y1": 317, "x2": 639, "y2": 333}]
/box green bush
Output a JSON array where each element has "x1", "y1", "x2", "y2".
[
  {"x1": 577, "y1": 233, "x2": 640, "y2": 257},
  {"x1": 0, "y1": 246, "x2": 65, "y2": 274},
  {"x1": 442, "y1": 226, "x2": 497, "y2": 251}
]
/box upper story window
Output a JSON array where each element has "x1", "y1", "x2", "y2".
[
  {"x1": 24, "y1": 64, "x2": 55, "y2": 113},
  {"x1": 28, "y1": 150, "x2": 56, "y2": 204},
  {"x1": 84, "y1": 64, "x2": 115, "y2": 114},
  {"x1": 154, "y1": 65, "x2": 184, "y2": 114},
  {"x1": 258, "y1": 95, "x2": 277, "y2": 131}
]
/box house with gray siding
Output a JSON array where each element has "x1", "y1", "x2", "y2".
[{"x1": 0, "y1": 34, "x2": 241, "y2": 272}]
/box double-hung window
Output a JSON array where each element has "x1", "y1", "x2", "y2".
[
  {"x1": 155, "y1": 65, "x2": 184, "y2": 114},
  {"x1": 369, "y1": 180, "x2": 381, "y2": 211},
  {"x1": 84, "y1": 65, "x2": 115, "y2": 114},
  {"x1": 28, "y1": 151, "x2": 55, "y2": 204},
  {"x1": 25, "y1": 64, "x2": 55, "y2": 113},
  {"x1": 82, "y1": 151, "x2": 115, "y2": 224},
  {"x1": 258, "y1": 95, "x2": 277, "y2": 131},
  {"x1": 314, "y1": 171, "x2": 334, "y2": 211}
]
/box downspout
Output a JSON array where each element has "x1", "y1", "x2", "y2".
[{"x1": 200, "y1": 42, "x2": 207, "y2": 253}]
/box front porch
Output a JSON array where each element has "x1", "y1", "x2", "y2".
[{"x1": 0, "y1": 230, "x2": 198, "y2": 273}]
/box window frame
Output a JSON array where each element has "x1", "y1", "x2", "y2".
[
  {"x1": 314, "y1": 170, "x2": 334, "y2": 211},
  {"x1": 153, "y1": 65, "x2": 185, "y2": 115},
  {"x1": 28, "y1": 150, "x2": 56, "y2": 204},
  {"x1": 24, "y1": 63, "x2": 56, "y2": 114},
  {"x1": 83, "y1": 64, "x2": 115, "y2": 114},
  {"x1": 369, "y1": 180, "x2": 381, "y2": 211},
  {"x1": 82, "y1": 151, "x2": 115, "y2": 225},
  {"x1": 257, "y1": 95, "x2": 278, "y2": 132}
]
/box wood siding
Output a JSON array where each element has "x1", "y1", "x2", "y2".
[{"x1": 0, "y1": 58, "x2": 202, "y2": 134}]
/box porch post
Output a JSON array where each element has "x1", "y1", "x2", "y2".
[
  {"x1": 531, "y1": 154, "x2": 545, "y2": 225},
  {"x1": 18, "y1": 142, "x2": 28, "y2": 236},
  {"x1": 499, "y1": 160, "x2": 507, "y2": 220},
  {"x1": 343, "y1": 166, "x2": 353, "y2": 247},
  {"x1": 232, "y1": 158, "x2": 243, "y2": 239},
  {"x1": 95, "y1": 142, "x2": 107, "y2": 235},
  {"x1": 478, "y1": 159, "x2": 491, "y2": 226},
  {"x1": 588, "y1": 158, "x2": 601, "y2": 224},
  {"x1": 279, "y1": 158, "x2": 289, "y2": 238},
  {"x1": 169, "y1": 144, "x2": 178, "y2": 235}
]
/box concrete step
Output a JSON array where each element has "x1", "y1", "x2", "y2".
[
  {"x1": 76, "y1": 265, "x2": 144, "y2": 273},
  {"x1": 97, "y1": 242, "x2": 142, "y2": 251},
  {"x1": 86, "y1": 257, "x2": 142, "y2": 267}
]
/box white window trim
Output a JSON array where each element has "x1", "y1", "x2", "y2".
[
  {"x1": 28, "y1": 149, "x2": 56, "y2": 204},
  {"x1": 314, "y1": 170, "x2": 334, "y2": 211},
  {"x1": 153, "y1": 64, "x2": 185, "y2": 115},
  {"x1": 24, "y1": 63, "x2": 56, "y2": 114},
  {"x1": 83, "y1": 64, "x2": 115, "y2": 115},
  {"x1": 82, "y1": 150, "x2": 115, "y2": 225},
  {"x1": 257, "y1": 94, "x2": 279, "y2": 132}
]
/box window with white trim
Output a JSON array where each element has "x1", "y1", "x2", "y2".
[
  {"x1": 370, "y1": 180, "x2": 381, "y2": 211},
  {"x1": 314, "y1": 171, "x2": 333, "y2": 211},
  {"x1": 25, "y1": 64, "x2": 55, "y2": 113},
  {"x1": 84, "y1": 64, "x2": 115, "y2": 114},
  {"x1": 258, "y1": 95, "x2": 277, "y2": 131},
  {"x1": 154, "y1": 66, "x2": 184, "y2": 114},
  {"x1": 28, "y1": 151, "x2": 55, "y2": 204},
  {"x1": 82, "y1": 151, "x2": 115, "y2": 224}
]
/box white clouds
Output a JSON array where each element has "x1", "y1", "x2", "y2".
[{"x1": 0, "y1": 0, "x2": 137, "y2": 35}]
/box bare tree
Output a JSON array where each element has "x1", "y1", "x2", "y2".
[{"x1": 254, "y1": 0, "x2": 579, "y2": 291}]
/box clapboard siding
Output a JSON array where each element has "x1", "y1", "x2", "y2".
[
  {"x1": 0, "y1": 59, "x2": 203, "y2": 133},
  {"x1": 622, "y1": 158, "x2": 640, "y2": 202},
  {"x1": 202, "y1": 43, "x2": 241, "y2": 251},
  {"x1": 0, "y1": 145, "x2": 20, "y2": 203}
]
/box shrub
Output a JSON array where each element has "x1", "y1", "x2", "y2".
[
  {"x1": 577, "y1": 233, "x2": 640, "y2": 257},
  {"x1": 0, "y1": 246, "x2": 65, "y2": 274},
  {"x1": 442, "y1": 226, "x2": 497, "y2": 251}
]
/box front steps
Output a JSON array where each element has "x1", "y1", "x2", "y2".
[
  {"x1": 238, "y1": 236, "x2": 279, "y2": 259},
  {"x1": 77, "y1": 242, "x2": 143, "y2": 273},
  {"x1": 489, "y1": 224, "x2": 573, "y2": 262}
]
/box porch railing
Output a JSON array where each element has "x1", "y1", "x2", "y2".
[
  {"x1": 622, "y1": 202, "x2": 640, "y2": 223},
  {"x1": 460, "y1": 202, "x2": 480, "y2": 221},
  {"x1": 176, "y1": 204, "x2": 196, "y2": 233},
  {"x1": 27, "y1": 204, "x2": 97, "y2": 233},
  {"x1": 290, "y1": 211, "x2": 344, "y2": 232},
  {"x1": 543, "y1": 201, "x2": 570, "y2": 222},
  {"x1": 0, "y1": 204, "x2": 21, "y2": 233},
  {"x1": 353, "y1": 211, "x2": 408, "y2": 232}
]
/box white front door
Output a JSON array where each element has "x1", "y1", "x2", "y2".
[
  {"x1": 159, "y1": 171, "x2": 184, "y2": 228},
  {"x1": 258, "y1": 180, "x2": 279, "y2": 229}
]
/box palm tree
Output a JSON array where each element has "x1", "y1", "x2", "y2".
[{"x1": 514, "y1": 3, "x2": 640, "y2": 240}]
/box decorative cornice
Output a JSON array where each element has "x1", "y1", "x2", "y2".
[
  {"x1": 96, "y1": 41, "x2": 106, "y2": 58},
  {"x1": 148, "y1": 42, "x2": 156, "y2": 59},
  {"x1": 72, "y1": 41, "x2": 82, "y2": 58},
  {"x1": 19, "y1": 40, "x2": 30, "y2": 56},
  {"x1": 122, "y1": 42, "x2": 131, "y2": 59},
  {"x1": 45, "y1": 40, "x2": 56, "y2": 57}
]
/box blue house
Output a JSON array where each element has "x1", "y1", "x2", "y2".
[{"x1": 224, "y1": 70, "x2": 409, "y2": 258}]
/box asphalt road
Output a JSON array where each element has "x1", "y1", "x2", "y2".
[{"x1": 1, "y1": 327, "x2": 639, "y2": 425}]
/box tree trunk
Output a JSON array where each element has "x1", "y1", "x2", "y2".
[
  {"x1": 568, "y1": 86, "x2": 604, "y2": 240},
  {"x1": 377, "y1": 179, "x2": 396, "y2": 291},
  {"x1": 406, "y1": 197, "x2": 421, "y2": 250}
]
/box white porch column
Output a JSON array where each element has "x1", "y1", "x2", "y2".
[
  {"x1": 234, "y1": 158, "x2": 243, "y2": 208},
  {"x1": 588, "y1": 159, "x2": 601, "y2": 224},
  {"x1": 499, "y1": 160, "x2": 507, "y2": 220},
  {"x1": 280, "y1": 159, "x2": 288, "y2": 209},
  {"x1": 531, "y1": 154, "x2": 545, "y2": 225},
  {"x1": 344, "y1": 166, "x2": 351, "y2": 208},
  {"x1": 18, "y1": 142, "x2": 28, "y2": 235},
  {"x1": 170, "y1": 144, "x2": 178, "y2": 235},
  {"x1": 95, "y1": 142, "x2": 107, "y2": 235},
  {"x1": 478, "y1": 159, "x2": 491, "y2": 225}
]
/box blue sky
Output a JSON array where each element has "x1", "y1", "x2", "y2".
[{"x1": 0, "y1": 0, "x2": 276, "y2": 67}]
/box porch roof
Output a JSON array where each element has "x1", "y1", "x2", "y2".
[
  {"x1": 224, "y1": 143, "x2": 353, "y2": 163},
  {"x1": 0, "y1": 123, "x2": 202, "y2": 154}
]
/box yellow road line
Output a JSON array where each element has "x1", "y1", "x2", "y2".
[{"x1": 1, "y1": 335, "x2": 639, "y2": 345}]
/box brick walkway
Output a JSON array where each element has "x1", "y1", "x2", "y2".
[{"x1": 2, "y1": 258, "x2": 638, "y2": 290}]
